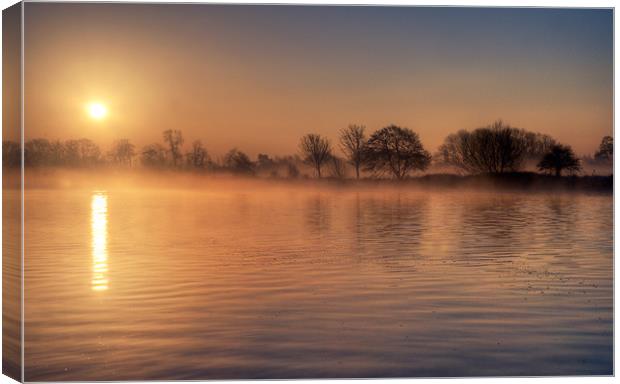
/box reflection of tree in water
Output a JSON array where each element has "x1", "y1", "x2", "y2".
[
  {"x1": 450, "y1": 194, "x2": 587, "y2": 274},
  {"x1": 349, "y1": 193, "x2": 365, "y2": 257},
  {"x1": 455, "y1": 195, "x2": 531, "y2": 265},
  {"x1": 304, "y1": 194, "x2": 332, "y2": 237},
  {"x1": 540, "y1": 196, "x2": 578, "y2": 244},
  {"x1": 349, "y1": 193, "x2": 430, "y2": 270},
  {"x1": 535, "y1": 195, "x2": 586, "y2": 271}
]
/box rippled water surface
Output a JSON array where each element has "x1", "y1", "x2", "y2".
[{"x1": 23, "y1": 187, "x2": 613, "y2": 380}]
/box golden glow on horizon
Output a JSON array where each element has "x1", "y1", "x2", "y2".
[
  {"x1": 87, "y1": 102, "x2": 107, "y2": 120},
  {"x1": 91, "y1": 192, "x2": 109, "y2": 291},
  {"x1": 22, "y1": 7, "x2": 612, "y2": 156}
]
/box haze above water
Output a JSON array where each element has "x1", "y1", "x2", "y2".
[{"x1": 19, "y1": 176, "x2": 612, "y2": 380}]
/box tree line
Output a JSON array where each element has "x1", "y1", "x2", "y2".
[{"x1": 2, "y1": 120, "x2": 613, "y2": 179}]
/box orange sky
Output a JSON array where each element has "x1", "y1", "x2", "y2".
[{"x1": 22, "y1": 4, "x2": 613, "y2": 157}]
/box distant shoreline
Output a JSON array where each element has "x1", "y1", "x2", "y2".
[
  {"x1": 366, "y1": 172, "x2": 613, "y2": 193},
  {"x1": 297, "y1": 172, "x2": 613, "y2": 194},
  {"x1": 4, "y1": 168, "x2": 612, "y2": 194}
]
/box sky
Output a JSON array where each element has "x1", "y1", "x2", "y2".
[{"x1": 23, "y1": 3, "x2": 613, "y2": 157}]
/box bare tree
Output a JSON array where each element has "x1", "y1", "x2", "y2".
[
  {"x1": 109, "y1": 139, "x2": 136, "y2": 166},
  {"x1": 523, "y1": 131, "x2": 556, "y2": 160},
  {"x1": 299, "y1": 134, "x2": 332, "y2": 178},
  {"x1": 141, "y1": 143, "x2": 167, "y2": 168},
  {"x1": 49, "y1": 140, "x2": 65, "y2": 165},
  {"x1": 363, "y1": 125, "x2": 431, "y2": 179},
  {"x1": 24, "y1": 139, "x2": 53, "y2": 166},
  {"x1": 163, "y1": 129, "x2": 184, "y2": 167},
  {"x1": 537, "y1": 144, "x2": 581, "y2": 176},
  {"x1": 329, "y1": 155, "x2": 347, "y2": 179},
  {"x1": 186, "y1": 140, "x2": 210, "y2": 169},
  {"x1": 339, "y1": 124, "x2": 366, "y2": 179},
  {"x1": 64, "y1": 139, "x2": 101, "y2": 167}
]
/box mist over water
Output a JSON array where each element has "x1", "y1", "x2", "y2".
[
  {"x1": 11, "y1": 3, "x2": 613, "y2": 379},
  {"x1": 22, "y1": 172, "x2": 612, "y2": 380}
]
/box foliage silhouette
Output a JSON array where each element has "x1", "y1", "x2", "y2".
[
  {"x1": 6, "y1": 123, "x2": 611, "y2": 187},
  {"x1": 22, "y1": 138, "x2": 102, "y2": 167},
  {"x1": 141, "y1": 143, "x2": 167, "y2": 168},
  {"x1": 223, "y1": 148, "x2": 255, "y2": 174},
  {"x1": 594, "y1": 136, "x2": 613, "y2": 163},
  {"x1": 65, "y1": 139, "x2": 101, "y2": 166},
  {"x1": 437, "y1": 120, "x2": 555, "y2": 174},
  {"x1": 257, "y1": 154, "x2": 275, "y2": 171},
  {"x1": 286, "y1": 162, "x2": 300, "y2": 179},
  {"x1": 537, "y1": 144, "x2": 581, "y2": 176},
  {"x1": 362, "y1": 125, "x2": 431, "y2": 179},
  {"x1": 2, "y1": 140, "x2": 20, "y2": 168}
]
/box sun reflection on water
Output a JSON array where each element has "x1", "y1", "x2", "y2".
[{"x1": 91, "y1": 192, "x2": 108, "y2": 291}]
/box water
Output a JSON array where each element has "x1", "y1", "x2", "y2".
[{"x1": 21, "y1": 186, "x2": 613, "y2": 380}]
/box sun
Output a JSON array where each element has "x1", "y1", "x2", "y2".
[{"x1": 87, "y1": 102, "x2": 108, "y2": 120}]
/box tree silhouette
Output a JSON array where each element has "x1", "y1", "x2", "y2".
[
  {"x1": 12, "y1": 120, "x2": 609, "y2": 189},
  {"x1": 339, "y1": 124, "x2": 366, "y2": 179},
  {"x1": 24, "y1": 138, "x2": 53, "y2": 166},
  {"x1": 163, "y1": 129, "x2": 184, "y2": 167},
  {"x1": 299, "y1": 134, "x2": 332, "y2": 178},
  {"x1": 363, "y1": 125, "x2": 431, "y2": 179},
  {"x1": 522, "y1": 131, "x2": 557, "y2": 160},
  {"x1": 537, "y1": 144, "x2": 581, "y2": 176},
  {"x1": 141, "y1": 143, "x2": 167, "y2": 168},
  {"x1": 437, "y1": 120, "x2": 549, "y2": 174},
  {"x1": 594, "y1": 136, "x2": 613, "y2": 163},
  {"x1": 223, "y1": 148, "x2": 255, "y2": 174},
  {"x1": 64, "y1": 139, "x2": 101, "y2": 166},
  {"x1": 186, "y1": 140, "x2": 210, "y2": 169},
  {"x1": 286, "y1": 162, "x2": 300, "y2": 179},
  {"x1": 109, "y1": 139, "x2": 136, "y2": 166},
  {"x1": 257, "y1": 153, "x2": 274, "y2": 168},
  {"x1": 2, "y1": 141, "x2": 20, "y2": 168},
  {"x1": 23, "y1": 138, "x2": 102, "y2": 167},
  {"x1": 329, "y1": 155, "x2": 347, "y2": 179}
]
